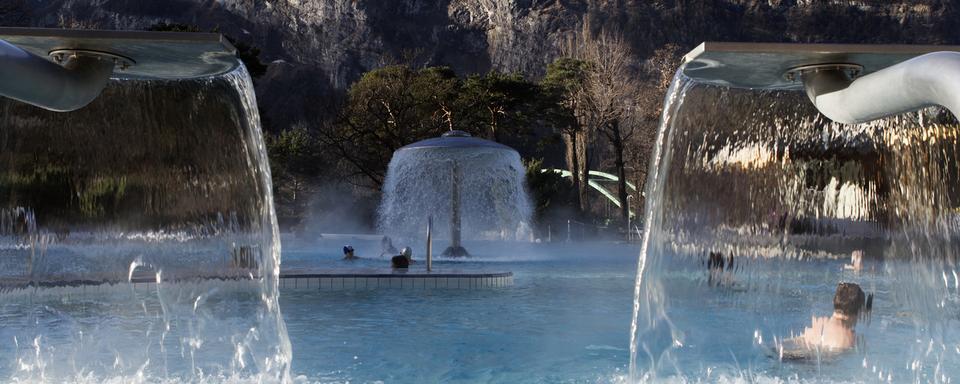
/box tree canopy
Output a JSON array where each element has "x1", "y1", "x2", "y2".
[{"x1": 319, "y1": 65, "x2": 561, "y2": 190}]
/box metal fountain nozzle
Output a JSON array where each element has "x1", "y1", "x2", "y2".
[
  {"x1": 683, "y1": 42, "x2": 960, "y2": 124},
  {"x1": 0, "y1": 28, "x2": 237, "y2": 112}
]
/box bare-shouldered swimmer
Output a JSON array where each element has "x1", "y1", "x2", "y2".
[{"x1": 779, "y1": 283, "x2": 871, "y2": 360}]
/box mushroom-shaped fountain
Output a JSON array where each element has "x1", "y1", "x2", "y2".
[{"x1": 378, "y1": 130, "x2": 532, "y2": 257}]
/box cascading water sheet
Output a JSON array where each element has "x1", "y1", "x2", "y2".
[
  {"x1": 631, "y1": 67, "x2": 960, "y2": 382},
  {"x1": 377, "y1": 144, "x2": 533, "y2": 245},
  {"x1": 0, "y1": 65, "x2": 290, "y2": 382}
]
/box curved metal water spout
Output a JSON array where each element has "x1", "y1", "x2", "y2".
[
  {"x1": 0, "y1": 39, "x2": 115, "y2": 112},
  {"x1": 800, "y1": 51, "x2": 960, "y2": 124}
]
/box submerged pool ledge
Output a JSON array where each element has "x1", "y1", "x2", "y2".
[
  {"x1": 0, "y1": 268, "x2": 514, "y2": 294},
  {"x1": 279, "y1": 268, "x2": 514, "y2": 290}
]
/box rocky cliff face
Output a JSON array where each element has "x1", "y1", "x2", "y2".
[{"x1": 2, "y1": 0, "x2": 958, "y2": 130}]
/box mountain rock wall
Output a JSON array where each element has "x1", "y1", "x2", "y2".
[{"x1": 1, "y1": 0, "x2": 957, "y2": 130}]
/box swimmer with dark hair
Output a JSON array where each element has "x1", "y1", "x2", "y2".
[
  {"x1": 343, "y1": 245, "x2": 358, "y2": 260},
  {"x1": 707, "y1": 251, "x2": 724, "y2": 286},
  {"x1": 778, "y1": 282, "x2": 873, "y2": 360},
  {"x1": 391, "y1": 247, "x2": 413, "y2": 268},
  {"x1": 707, "y1": 251, "x2": 736, "y2": 287}
]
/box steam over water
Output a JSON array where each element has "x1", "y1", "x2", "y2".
[
  {"x1": 0, "y1": 66, "x2": 290, "y2": 381},
  {"x1": 631, "y1": 69, "x2": 960, "y2": 382},
  {"x1": 378, "y1": 144, "x2": 533, "y2": 245}
]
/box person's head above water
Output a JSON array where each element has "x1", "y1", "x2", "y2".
[
  {"x1": 708, "y1": 251, "x2": 734, "y2": 271},
  {"x1": 401, "y1": 247, "x2": 412, "y2": 259},
  {"x1": 833, "y1": 282, "x2": 866, "y2": 326},
  {"x1": 343, "y1": 245, "x2": 354, "y2": 255}
]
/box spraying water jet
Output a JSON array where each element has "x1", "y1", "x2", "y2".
[
  {"x1": 630, "y1": 42, "x2": 960, "y2": 382},
  {"x1": 0, "y1": 28, "x2": 289, "y2": 381},
  {"x1": 378, "y1": 130, "x2": 532, "y2": 255}
]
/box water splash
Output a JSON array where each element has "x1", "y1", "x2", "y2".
[
  {"x1": 0, "y1": 64, "x2": 290, "y2": 381},
  {"x1": 377, "y1": 136, "x2": 533, "y2": 247},
  {"x1": 630, "y1": 67, "x2": 960, "y2": 382},
  {"x1": 629, "y1": 70, "x2": 694, "y2": 381}
]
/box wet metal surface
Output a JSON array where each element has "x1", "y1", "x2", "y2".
[
  {"x1": 683, "y1": 42, "x2": 960, "y2": 89},
  {"x1": 0, "y1": 27, "x2": 237, "y2": 80}
]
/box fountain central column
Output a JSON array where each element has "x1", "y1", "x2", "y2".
[
  {"x1": 378, "y1": 129, "x2": 532, "y2": 257},
  {"x1": 451, "y1": 161, "x2": 462, "y2": 249},
  {"x1": 443, "y1": 161, "x2": 469, "y2": 257}
]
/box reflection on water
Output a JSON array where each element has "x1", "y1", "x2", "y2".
[
  {"x1": 632, "y1": 68, "x2": 960, "y2": 382},
  {"x1": 0, "y1": 65, "x2": 290, "y2": 381}
]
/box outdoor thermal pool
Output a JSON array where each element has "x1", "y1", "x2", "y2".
[
  {"x1": 1, "y1": 236, "x2": 957, "y2": 382},
  {"x1": 278, "y1": 238, "x2": 958, "y2": 383},
  {"x1": 280, "y1": 238, "x2": 637, "y2": 383}
]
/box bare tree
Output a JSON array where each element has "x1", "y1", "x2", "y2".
[
  {"x1": 624, "y1": 43, "x2": 684, "y2": 214},
  {"x1": 552, "y1": 28, "x2": 685, "y2": 228},
  {"x1": 566, "y1": 28, "x2": 639, "y2": 226},
  {"x1": 542, "y1": 57, "x2": 590, "y2": 216},
  {"x1": 316, "y1": 65, "x2": 458, "y2": 191},
  {"x1": 546, "y1": 72, "x2": 590, "y2": 215}
]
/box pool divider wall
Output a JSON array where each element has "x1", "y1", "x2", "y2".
[
  {"x1": 0, "y1": 272, "x2": 513, "y2": 296},
  {"x1": 278, "y1": 272, "x2": 513, "y2": 290}
]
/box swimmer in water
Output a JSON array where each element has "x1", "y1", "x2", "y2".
[
  {"x1": 780, "y1": 282, "x2": 872, "y2": 359},
  {"x1": 843, "y1": 249, "x2": 863, "y2": 272},
  {"x1": 707, "y1": 251, "x2": 735, "y2": 287},
  {"x1": 391, "y1": 247, "x2": 413, "y2": 268},
  {"x1": 343, "y1": 245, "x2": 358, "y2": 260},
  {"x1": 708, "y1": 251, "x2": 724, "y2": 286}
]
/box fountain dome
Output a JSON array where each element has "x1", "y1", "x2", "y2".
[
  {"x1": 378, "y1": 130, "x2": 532, "y2": 256},
  {"x1": 397, "y1": 130, "x2": 515, "y2": 150}
]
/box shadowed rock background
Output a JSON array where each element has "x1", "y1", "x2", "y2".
[
  {"x1": 4, "y1": 0, "x2": 958, "y2": 131},
  {"x1": 3, "y1": 0, "x2": 958, "y2": 234}
]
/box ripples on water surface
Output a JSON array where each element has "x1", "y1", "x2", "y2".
[
  {"x1": 283, "y1": 236, "x2": 959, "y2": 383},
  {"x1": 281, "y1": 239, "x2": 637, "y2": 383}
]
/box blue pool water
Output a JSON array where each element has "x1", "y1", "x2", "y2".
[
  {"x1": 2, "y1": 236, "x2": 957, "y2": 382},
  {"x1": 281, "y1": 238, "x2": 637, "y2": 383},
  {"x1": 282, "y1": 238, "x2": 960, "y2": 383}
]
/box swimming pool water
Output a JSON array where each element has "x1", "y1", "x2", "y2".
[
  {"x1": 281, "y1": 239, "x2": 637, "y2": 383},
  {"x1": 2, "y1": 236, "x2": 957, "y2": 382},
  {"x1": 282, "y1": 238, "x2": 960, "y2": 383}
]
